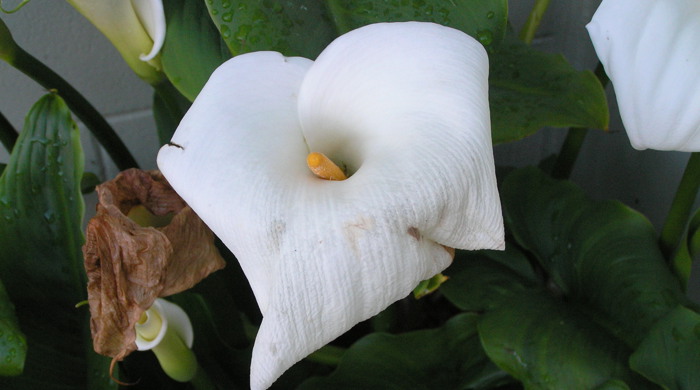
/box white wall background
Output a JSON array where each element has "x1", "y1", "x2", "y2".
[{"x1": 0, "y1": 1, "x2": 698, "y2": 301}]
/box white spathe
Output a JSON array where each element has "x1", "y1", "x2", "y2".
[
  {"x1": 66, "y1": 0, "x2": 165, "y2": 84},
  {"x1": 135, "y1": 298, "x2": 194, "y2": 352},
  {"x1": 587, "y1": 0, "x2": 700, "y2": 151},
  {"x1": 158, "y1": 22, "x2": 504, "y2": 389}
]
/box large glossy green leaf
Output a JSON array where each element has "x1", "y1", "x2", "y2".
[
  {"x1": 502, "y1": 167, "x2": 684, "y2": 346},
  {"x1": 0, "y1": 279, "x2": 25, "y2": 376},
  {"x1": 442, "y1": 246, "x2": 538, "y2": 312},
  {"x1": 630, "y1": 305, "x2": 700, "y2": 389},
  {"x1": 441, "y1": 167, "x2": 687, "y2": 389},
  {"x1": 0, "y1": 94, "x2": 114, "y2": 389},
  {"x1": 478, "y1": 291, "x2": 648, "y2": 389},
  {"x1": 207, "y1": 0, "x2": 337, "y2": 59},
  {"x1": 326, "y1": 0, "x2": 507, "y2": 49},
  {"x1": 489, "y1": 35, "x2": 609, "y2": 143},
  {"x1": 161, "y1": 0, "x2": 232, "y2": 101},
  {"x1": 298, "y1": 314, "x2": 513, "y2": 389}
]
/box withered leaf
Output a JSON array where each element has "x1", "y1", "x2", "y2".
[{"x1": 83, "y1": 169, "x2": 225, "y2": 361}]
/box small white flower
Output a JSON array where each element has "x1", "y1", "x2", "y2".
[
  {"x1": 67, "y1": 0, "x2": 165, "y2": 83},
  {"x1": 587, "y1": 0, "x2": 700, "y2": 151},
  {"x1": 135, "y1": 298, "x2": 197, "y2": 382},
  {"x1": 158, "y1": 22, "x2": 504, "y2": 389}
]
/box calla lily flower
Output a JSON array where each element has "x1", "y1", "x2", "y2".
[
  {"x1": 135, "y1": 298, "x2": 197, "y2": 382},
  {"x1": 587, "y1": 0, "x2": 700, "y2": 151},
  {"x1": 157, "y1": 22, "x2": 504, "y2": 389},
  {"x1": 66, "y1": 0, "x2": 165, "y2": 84}
]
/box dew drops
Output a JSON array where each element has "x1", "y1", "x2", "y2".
[
  {"x1": 43, "y1": 210, "x2": 56, "y2": 223},
  {"x1": 235, "y1": 24, "x2": 252, "y2": 41},
  {"x1": 222, "y1": 11, "x2": 233, "y2": 22},
  {"x1": 487, "y1": 11, "x2": 495, "y2": 19},
  {"x1": 220, "y1": 24, "x2": 232, "y2": 39},
  {"x1": 477, "y1": 29, "x2": 493, "y2": 46},
  {"x1": 221, "y1": 0, "x2": 231, "y2": 8}
]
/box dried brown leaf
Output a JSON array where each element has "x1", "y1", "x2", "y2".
[{"x1": 83, "y1": 169, "x2": 225, "y2": 360}]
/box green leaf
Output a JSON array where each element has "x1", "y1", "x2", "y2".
[
  {"x1": 489, "y1": 35, "x2": 609, "y2": 143},
  {"x1": 161, "y1": 0, "x2": 232, "y2": 101},
  {"x1": 80, "y1": 171, "x2": 100, "y2": 194},
  {"x1": 298, "y1": 314, "x2": 513, "y2": 389},
  {"x1": 442, "y1": 246, "x2": 538, "y2": 312},
  {"x1": 327, "y1": 0, "x2": 507, "y2": 48},
  {"x1": 0, "y1": 280, "x2": 25, "y2": 376},
  {"x1": 0, "y1": 94, "x2": 115, "y2": 389},
  {"x1": 152, "y1": 80, "x2": 191, "y2": 145},
  {"x1": 442, "y1": 167, "x2": 687, "y2": 388},
  {"x1": 630, "y1": 305, "x2": 700, "y2": 389},
  {"x1": 207, "y1": 0, "x2": 337, "y2": 59},
  {"x1": 478, "y1": 291, "x2": 648, "y2": 389},
  {"x1": 501, "y1": 167, "x2": 684, "y2": 346},
  {"x1": 671, "y1": 207, "x2": 700, "y2": 289}
]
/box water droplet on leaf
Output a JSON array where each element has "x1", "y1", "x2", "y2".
[{"x1": 477, "y1": 29, "x2": 493, "y2": 46}]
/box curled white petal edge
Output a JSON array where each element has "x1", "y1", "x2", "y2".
[
  {"x1": 135, "y1": 298, "x2": 194, "y2": 351},
  {"x1": 131, "y1": 0, "x2": 166, "y2": 62}
]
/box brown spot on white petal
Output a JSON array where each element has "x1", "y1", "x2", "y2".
[{"x1": 407, "y1": 226, "x2": 421, "y2": 241}]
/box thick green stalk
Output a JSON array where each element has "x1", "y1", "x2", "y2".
[
  {"x1": 153, "y1": 79, "x2": 190, "y2": 144},
  {"x1": 9, "y1": 47, "x2": 138, "y2": 169},
  {"x1": 551, "y1": 63, "x2": 609, "y2": 179},
  {"x1": 1, "y1": 18, "x2": 138, "y2": 169},
  {"x1": 551, "y1": 127, "x2": 587, "y2": 180},
  {"x1": 0, "y1": 110, "x2": 18, "y2": 152},
  {"x1": 659, "y1": 152, "x2": 700, "y2": 259},
  {"x1": 519, "y1": 0, "x2": 552, "y2": 45}
]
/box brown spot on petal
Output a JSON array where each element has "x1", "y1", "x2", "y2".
[
  {"x1": 83, "y1": 169, "x2": 225, "y2": 360},
  {"x1": 407, "y1": 226, "x2": 421, "y2": 241}
]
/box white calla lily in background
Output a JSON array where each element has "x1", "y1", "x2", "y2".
[
  {"x1": 158, "y1": 22, "x2": 504, "y2": 389},
  {"x1": 587, "y1": 0, "x2": 700, "y2": 151},
  {"x1": 67, "y1": 0, "x2": 165, "y2": 84}
]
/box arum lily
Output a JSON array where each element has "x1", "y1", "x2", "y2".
[
  {"x1": 83, "y1": 169, "x2": 225, "y2": 375},
  {"x1": 66, "y1": 0, "x2": 165, "y2": 84},
  {"x1": 157, "y1": 22, "x2": 504, "y2": 389},
  {"x1": 587, "y1": 0, "x2": 700, "y2": 151},
  {"x1": 135, "y1": 298, "x2": 197, "y2": 382}
]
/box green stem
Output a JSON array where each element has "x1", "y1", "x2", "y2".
[
  {"x1": 551, "y1": 127, "x2": 587, "y2": 180},
  {"x1": 519, "y1": 0, "x2": 552, "y2": 45},
  {"x1": 0, "y1": 110, "x2": 18, "y2": 152},
  {"x1": 153, "y1": 79, "x2": 191, "y2": 144},
  {"x1": 9, "y1": 46, "x2": 138, "y2": 170},
  {"x1": 659, "y1": 152, "x2": 700, "y2": 259},
  {"x1": 550, "y1": 63, "x2": 609, "y2": 179}
]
